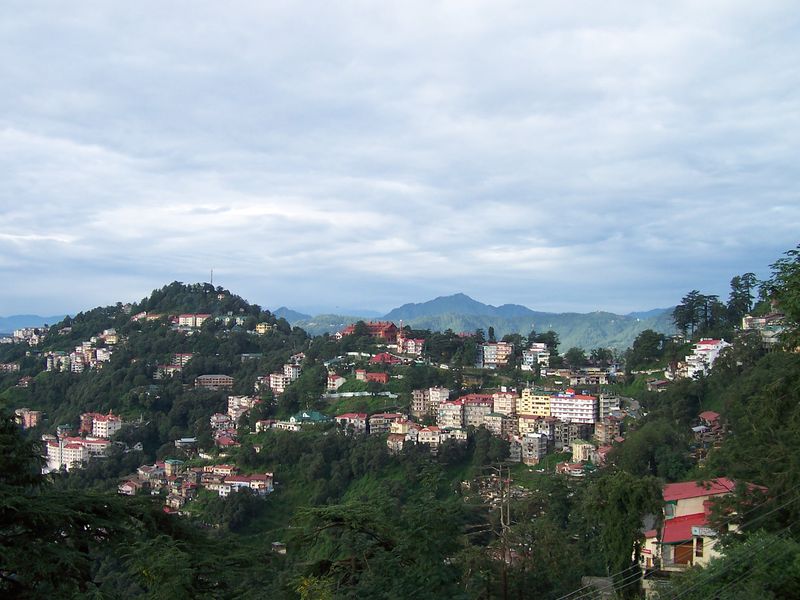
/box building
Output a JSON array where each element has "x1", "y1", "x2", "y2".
[
  {"x1": 370, "y1": 352, "x2": 403, "y2": 365},
  {"x1": 177, "y1": 314, "x2": 211, "y2": 328},
  {"x1": 521, "y1": 432, "x2": 549, "y2": 465},
  {"x1": 79, "y1": 412, "x2": 122, "y2": 438},
  {"x1": 269, "y1": 372, "x2": 292, "y2": 394},
  {"x1": 196, "y1": 374, "x2": 234, "y2": 390},
  {"x1": 365, "y1": 372, "x2": 389, "y2": 384},
  {"x1": 571, "y1": 439, "x2": 594, "y2": 462},
  {"x1": 550, "y1": 389, "x2": 598, "y2": 424},
  {"x1": 327, "y1": 373, "x2": 347, "y2": 391},
  {"x1": 462, "y1": 394, "x2": 495, "y2": 428},
  {"x1": 437, "y1": 399, "x2": 465, "y2": 429},
  {"x1": 335, "y1": 413, "x2": 368, "y2": 434},
  {"x1": 368, "y1": 412, "x2": 404, "y2": 435},
  {"x1": 598, "y1": 395, "x2": 621, "y2": 419},
  {"x1": 396, "y1": 334, "x2": 425, "y2": 355},
  {"x1": 742, "y1": 312, "x2": 785, "y2": 347},
  {"x1": 336, "y1": 321, "x2": 398, "y2": 342},
  {"x1": 685, "y1": 339, "x2": 732, "y2": 379},
  {"x1": 484, "y1": 412, "x2": 513, "y2": 437},
  {"x1": 640, "y1": 478, "x2": 740, "y2": 590},
  {"x1": 518, "y1": 389, "x2": 553, "y2": 417},
  {"x1": 411, "y1": 387, "x2": 450, "y2": 419},
  {"x1": 479, "y1": 341, "x2": 514, "y2": 369},
  {"x1": 14, "y1": 408, "x2": 42, "y2": 429},
  {"x1": 521, "y1": 343, "x2": 550, "y2": 371},
  {"x1": 594, "y1": 416, "x2": 621, "y2": 446},
  {"x1": 255, "y1": 322, "x2": 276, "y2": 335},
  {"x1": 492, "y1": 392, "x2": 518, "y2": 416}
]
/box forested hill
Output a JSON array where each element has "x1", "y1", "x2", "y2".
[{"x1": 283, "y1": 293, "x2": 676, "y2": 349}]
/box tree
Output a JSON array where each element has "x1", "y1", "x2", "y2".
[
  {"x1": 590, "y1": 347, "x2": 614, "y2": 367},
  {"x1": 564, "y1": 347, "x2": 588, "y2": 368},
  {"x1": 487, "y1": 326, "x2": 496, "y2": 343},
  {"x1": 762, "y1": 244, "x2": 800, "y2": 347},
  {"x1": 728, "y1": 272, "x2": 758, "y2": 323},
  {"x1": 626, "y1": 329, "x2": 665, "y2": 370},
  {"x1": 673, "y1": 290, "x2": 703, "y2": 336}
]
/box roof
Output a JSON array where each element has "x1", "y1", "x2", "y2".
[
  {"x1": 663, "y1": 478, "x2": 736, "y2": 502},
  {"x1": 661, "y1": 512, "x2": 708, "y2": 544},
  {"x1": 336, "y1": 412, "x2": 368, "y2": 420},
  {"x1": 699, "y1": 410, "x2": 721, "y2": 422}
]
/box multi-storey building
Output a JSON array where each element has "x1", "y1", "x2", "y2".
[
  {"x1": 14, "y1": 408, "x2": 42, "y2": 429},
  {"x1": 521, "y1": 432, "x2": 549, "y2": 465},
  {"x1": 550, "y1": 389, "x2": 597, "y2": 424},
  {"x1": 437, "y1": 399, "x2": 465, "y2": 429},
  {"x1": 368, "y1": 412, "x2": 404, "y2": 435},
  {"x1": 521, "y1": 343, "x2": 550, "y2": 371},
  {"x1": 492, "y1": 392, "x2": 518, "y2": 416},
  {"x1": 411, "y1": 387, "x2": 450, "y2": 418},
  {"x1": 196, "y1": 374, "x2": 234, "y2": 390},
  {"x1": 479, "y1": 341, "x2": 514, "y2": 369},
  {"x1": 462, "y1": 394, "x2": 494, "y2": 428},
  {"x1": 518, "y1": 388, "x2": 553, "y2": 417},
  {"x1": 685, "y1": 339, "x2": 731, "y2": 379}
]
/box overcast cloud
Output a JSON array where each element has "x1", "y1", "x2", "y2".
[{"x1": 1, "y1": 1, "x2": 798, "y2": 315}]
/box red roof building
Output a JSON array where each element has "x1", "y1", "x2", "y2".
[{"x1": 337, "y1": 321, "x2": 398, "y2": 342}]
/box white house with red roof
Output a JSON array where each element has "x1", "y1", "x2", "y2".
[
  {"x1": 335, "y1": 412, "x2": 368, "y2": 434},
  {"x1": 550, "y1": 389, "x2": 598, "y2": 424},
  {"x1": 640, "y1": 478, "x2": 739, "y2": 583}
]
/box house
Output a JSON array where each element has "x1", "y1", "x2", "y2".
[
  {"x1": 640, "y1": 478, "x2": 739, "y2": 584},
  {"x1": 118, "y1": 480, "x2": 144, "y2": 496},
  {"x1": 387, "y1": 433, "x2": 407, "y2": 454},
  {"x1": 177, "y1": 313, "x2": 211, "y2": 328},
  {"x1": 742, "y1": 312, "x2": 785, "y2": 347},
  {"x1": 335, "y1": 413, "x2": 368, "y2": 434},
  {"x1": 556, "y1": 462, "x2": 586, "y2": 477},
  {"x1": 365, "y1": 372, "x2": 389, "y2": 384},
  {"x1": 521, "y1": 343, "x2": 550, "y2": 370},
  {"x1": 368, "y1": 412, "x2": 404, "y2": 435},
  {"x1": 370, "y1": 352, "x2": 403, "y2": 365},
  {"x1": 396, "y1": 335, "x2": 425, "y2": 355},
  {"x1": 327, "y1": 373, "x2": 347, "y2": 391}
]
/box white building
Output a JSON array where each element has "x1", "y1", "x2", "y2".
[
  {"x1": 686, "y1": 339, "x2": 732, "y2": 379},
  {"x1": 550, "y1": 389, "x2": 597, "y2": 424},
  {"x1": 521, "y1": 343, "x2": 550, "y2": 371}
]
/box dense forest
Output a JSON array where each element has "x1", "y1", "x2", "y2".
[{"x1": 2, "y1": 245, "x2": 800, "y2": 599}]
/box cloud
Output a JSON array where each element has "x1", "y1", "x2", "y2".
[{"x1": 0, "y1": 1, "x2": 798, "y2": 316}]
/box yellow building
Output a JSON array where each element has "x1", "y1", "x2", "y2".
[{"x1": 518, "y1": 389, "x2": 552, "y2": 417}]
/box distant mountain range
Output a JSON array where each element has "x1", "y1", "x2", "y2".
[
  {"x1": 274, "y1": 293, "x2": 676, "y2": 350},
  {"x1": 0, "y1": 314, "x2": 69, "y2": 336}
]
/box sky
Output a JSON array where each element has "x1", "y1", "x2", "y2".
[{"x1": 1, "y1": 1, "x2": 799, "y2": 316}]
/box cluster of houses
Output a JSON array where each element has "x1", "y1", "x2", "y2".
[
  {"x1": 209, "y1": 395, "x2": 264, "y2": 449},
  {"x1": 742, "y1": 311, "x2": 786, "y2": 347},
  {"x1": 44, "y1": 328, "x2": 118, "y2": 373},
  {"x1": 326, "y1": 386, "x2": 627, "y2": 468},
  {"x1": 41, "y1": 411, "x2": 123, "y2": 472},
  {"x1": 118, "y1": 459, "x2": 274, "y2": 513},
  {"x1": 7, "y1": 326, "x2": 49, "y2": 346}
]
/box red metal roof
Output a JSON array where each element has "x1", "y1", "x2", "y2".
[
  {"x1": 663, "y1": 478, "x2": 736, "y2": 502},
  {"x1": 662, "y1": 512, "x2": 707, "y2": 544}
]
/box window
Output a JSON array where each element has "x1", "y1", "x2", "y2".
[{"x1": 695, "y1": 537, "x2": 704, "y2": 558}]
